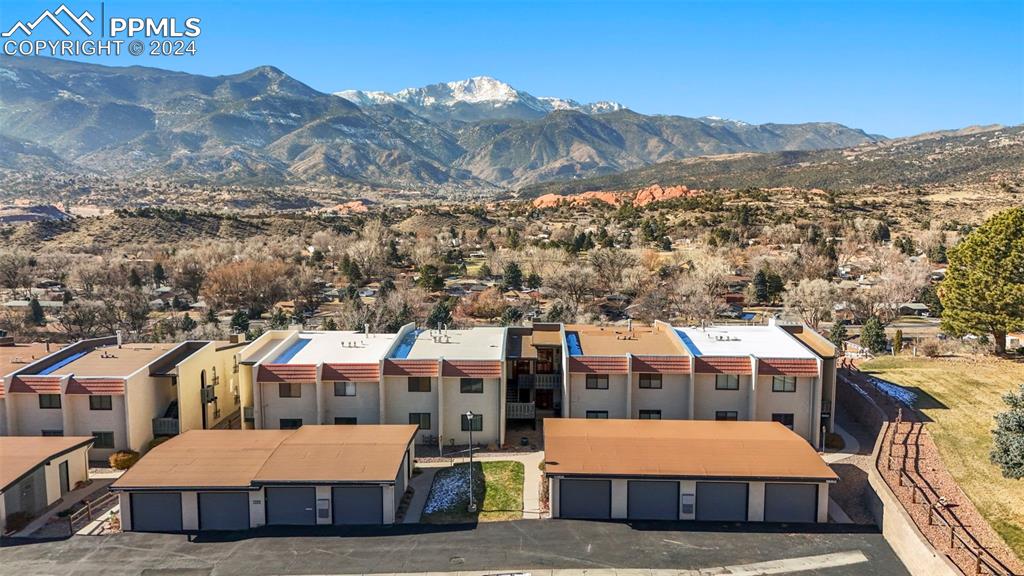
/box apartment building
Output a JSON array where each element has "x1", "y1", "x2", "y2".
[
  {"x1": 240, "y1": 325, "x2": 508, "y2": 449},
  {"x1": 0, "y1": 342, "x2": 62, "y2": 435},
  {"x1": 2, "y1": 336, "x2": 246, "y2": 460}
]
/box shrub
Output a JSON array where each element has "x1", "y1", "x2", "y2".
[
  {"x1": 919, "y1": 339, "x2": 942, "y2": 358},
  {"x1": 109, "y1": 450, "x2": 141, "y2": 470}
]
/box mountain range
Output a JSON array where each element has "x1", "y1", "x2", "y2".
[{"x1": 0, "y1": 57, "x2": 884, "y2": 193}]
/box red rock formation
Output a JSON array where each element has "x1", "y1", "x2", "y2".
[{"x1": 532, "y1": 184, "x2": 702, "y2": 209}]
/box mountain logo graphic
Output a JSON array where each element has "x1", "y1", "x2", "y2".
[{"x1": 2, "y1": 4, "x2": 95, "y2": 38}]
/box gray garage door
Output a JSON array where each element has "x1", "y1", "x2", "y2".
[
  {"x1": 265, "y1": 487, "x2": 316, "y2": 526},
  {"x1": 199, "y1": 492, "x2": 250, "y2": 531},
  {"x1": 695, "y1": 482, "x2": 748, "y2": 522},
  {"x1": 131, "y1": 492, "x2": 182, "y2": 532},
  {"x1": 559, "y1": 479, "x2": 611, "y2": 519},
  {"x1": 627, "y1": 480, "x2": 679, "y2": 520},
  {"x1": 764, "y1": 483, "x2": 817, "y2": 523},
  {"x1": 332, "y1": 486, "x2": 383, "y2": 525}
]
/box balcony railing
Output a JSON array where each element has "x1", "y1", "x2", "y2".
[
  {"x1": 507, "y1": 402, "x2": 536, "y2": 420},
  {"x1": 516, "y1": 373, "x2": 562, "y2": 390},
  {"x1": 152, "y1": 417, "x2": 179, "y2": 437}
]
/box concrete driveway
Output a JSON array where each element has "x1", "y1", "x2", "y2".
[{"x1": 0, "y1": 519, "x2": 907, "y2": 576}]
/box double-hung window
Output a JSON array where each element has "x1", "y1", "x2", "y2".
[
  {"x1": 39, "y1": 394, "x2": 61, "y2": 409},
  {"x1": 772, "y1": 376, "x2": 797, "y2": 393},
  {"x1": 461, "y1": 413, "x2": 483, "y2": 432},
  {"x1": 585, "y1": 374, "x2": 609, "y2": 390},
  {"x1": 333, "y1": 382, "x2": 356, "y2": 397},
  {"x1": 90, "y1": 395, "x2": 113, "y2": 410},
  {"x1": 408, "y1": 377, "x2": 431, "y2": 392},
  {"x1": 638, "y1": 374, "x2": 662, "y2": 389},
  {"x1": 460, "y1": 378, "x2": 484, "y2": 393},
  {"x1": 715, "y1": 375, "x2": 739, "y2": 390},
  {"x1": 278, "y1": 383, "x2": 301, "y2": 398}
]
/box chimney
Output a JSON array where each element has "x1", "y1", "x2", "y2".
[
  {"x1": 46, "y1": 341, "x2": 51, "y2": 353},
  {"x1": 116, "y1": 330, "x2": 123, "y2": 348}
]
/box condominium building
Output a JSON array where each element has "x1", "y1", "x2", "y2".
[{"x1": 2, "y1": 336, "x2": 247, "y2": 460}]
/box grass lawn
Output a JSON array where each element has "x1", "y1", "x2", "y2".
[
  {"x1": 421, "y1": 461, "x2": 524, "y2": 524},
  {"x1": 861, "y1": 356, "x2": 1024, "y2": 558}
]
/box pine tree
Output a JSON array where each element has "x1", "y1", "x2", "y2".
[
  {"x1": 526, "y1": 272, "x2": 542, "y2": 289},
  {"x1": 426, "y1": 299, "x2": 452, "y2": 328},
  {"x1": 153, "y1": 262, "x2": 167, "y2": 286},
  {"x1": 230, "y1": 310, "x2": 249, "y2": 333},
  {"x1": 205, "y1": 307, "x2": 218, "y2": 325},
  {"x1": 991, "y1": 384, "x2": 1024, "y2": 479},
  {"x1": 893, "y1": 329, "x2": 903, "y2": 355},
  {"x1": 128, "y1": 268, "x2": 143, "y2": 289},
  {"x1": 502, "y1": 262, "x2": 523, "y2": 291},
  {"x1": 179, "y1": 313, "x2": 197, "y2": 332},
  {"x1": 861, "y1": 316, "x2": 887, "y2": 354},
  {"x1": 28, "y1": 297, "x2": 45, "y2": 326},
  {"x1": 829, "y1": 322, "x2": 848, "y2": 350},
  {"x1": 939, "y1": 208, "x2": 1024, "y2": 355},
  {"x1": 753, "y1": 270, "x2": 769, "y2": 303}
]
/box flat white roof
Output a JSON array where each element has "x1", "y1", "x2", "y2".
[
  {"x1": 272, "y1": 332, "x2": 397, "y2": 364},
  {"x1": 674, "y1": 325, "x2": 816, "y2": 359},
  {"x1": 400, "y1": 327, "x2": 505, "y2": 360}
]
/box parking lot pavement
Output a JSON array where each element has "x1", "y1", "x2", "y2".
[{"x1": 0, "y1": 520, "x2": 908, "y2": 576}]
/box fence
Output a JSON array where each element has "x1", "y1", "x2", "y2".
[
  {"x1": 67, "y1": 491, "x2": 119, "y2": 533},
  {"x1": 882, "y1": 411, "x2": 1017, "y2": 576}
]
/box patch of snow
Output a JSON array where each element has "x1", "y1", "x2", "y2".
[
  {"x1": 868, "y1": 376, "x2": 917, "y2": 406},
  {"x1": 423, "y1": 466, "x2": 474, "y2": 513}
]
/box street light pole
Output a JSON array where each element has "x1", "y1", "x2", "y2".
[{"x1": 465, "y1": 410, "x2": 477, "y2": 513}]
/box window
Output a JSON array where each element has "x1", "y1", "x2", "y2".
[
  {"x1": 715, "y1": 411, "x2": 739, "y2": 421},
  {"x1": 89, "y1": 395, "x2": 113, "y2": 410},
  {"x1": 334, "y1": 417, "x2": 357, "y2": 425},
  {"x1": 38, "y1": 394, "x2": 61, "y2": 409},
  {"x1": 279, "y1": 418, "x2": 303, "y2": 430},
  {"x1": 639, "y1": 409, "x2": 662, "y2": 420},
  {"x1": 41, "y1": 429, "x2": 63, "y2": 437},
  {"x1": 460, "y1": 378, "x2": 484, "y2": 394},
  {"x1": 772, "y1": 413, "x2": 795, "y2": 430},
  {"x1": 408, "y1": 377, "x2": 431, "y2": 392},
  {"x1": 638, "y1": 374, "x2": 662, "y2": 389},
  {"x1": 715, "y1": 375, "x2": 740, "y2": 390},
  {"x1": 461, "y1": 413, "x2": 484, "y2": 432},
  {"x1": 772, "y1": 376, "x2": 797, "y2": 393},
  {"x1": 586, "y1": 410, "x2": 609, "y2": 419},
  {"x1": 91, "y1": 431, "x2": 114, "y2": 449},
  {"x1": 333, "y1": 382, "x2": 356, "y2": 397},
  {"x1": 409, "y1": 412, "x2": 431, "y2": 430},
  {"x1": 585, "y1": 374, "x2": 609, "y2": 390},
  {"x1": 278, "y1": 383, "x2": 301, "y2": 398}
]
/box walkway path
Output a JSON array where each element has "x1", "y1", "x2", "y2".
[{"x1": 14, "y1": 476, "x2": 118, "y2": 538}]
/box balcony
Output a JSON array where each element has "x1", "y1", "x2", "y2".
[
  {"x1": 152, "y1": 417, "x2": 179, "y2": 437},
  {"x1": 507, "y1": 402, "x2": 536, "y2": 420},
  {"x1": 516, "y1": 373, "x2": 562, "y2": 390}
]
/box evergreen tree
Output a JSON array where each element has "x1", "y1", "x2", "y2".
[
  {"x1": 526, "y1": 272, "x2": 542, "y2": 290},
  {"x1": 426, "y1": 299, "x2": 453, "y2": 328},
  {"x1": 939, "y1": 208, "x2": 1024, "y2": 355},
  {"x1": 502, "y1": 262, "x2": 523, "y2": 291},
  {"x1": 501, "y1": 306, "x2": 524, "y2": 326},
  {"x1": 62, "y1": 290, "x2": 73, "y2": 305},
  {"x1": 322, "y1": 317, "x2": 338, "y2": 331},
  {"x1": 128, "y1": 268, "x2": 143, "y2": 289},
  {"x1": 861, "y1": 316, "x2": 887, "y2": 354},
  {"x1": 990, "y1": 384, "x2": 1024, "y2": 479},
  {"x1": 829, "y1": 321, "x2": 848, "y2": 351},
  {"x1": 153, "y1": 262, "x2": 167, "y2": 286},
  {"x1": 752, "y1": 270, "x2": 769, "y2": 303},
  {"x1": 205, "y1": 307, "x2": 218, "y2": 325},
  {"x1": 893, "y1": 329, "x2": 903, "y2": 355},
  {"x1": 766, "y1": 272, "x2": 785, "y2": 303},
  {"x1": 269, "y1": 307, "x2": 290, "y2": 329},
  {"x1": 230, "y1": 310, "x2": 250, "y2": 333},
  {"x1": 179, "y1": 313, "x2": 197, "y2": 332},
  {"x1": 919, "y1": 284, "x2": 944, "y2": 317},
  {"x1": 28, "y1": 297, "x2": 45, "y2": 326}
]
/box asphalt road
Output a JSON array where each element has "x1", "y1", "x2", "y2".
[{"x1": 0, "y1": 520, "x2": 908, "y2": 576}]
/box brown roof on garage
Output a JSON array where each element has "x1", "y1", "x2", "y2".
[
  {"x1": 544, "y1": 419, "x2": 837, "y2": 482},
  {"x1": 112, "y1": 425, "x2": 417, "y2": 490},
  {"x1": 0, "y1": 436, "x2": 94, "y2": 492},
  {"x1": 254, "y1": 425, "x2": 417, "y2": 484}
]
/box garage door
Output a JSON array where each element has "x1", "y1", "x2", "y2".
[
  {"x1": 131, "y1": 492, "x2": 182, "y2": 532},
  {"x1": 332, "y1": 486, "x2": 383, "y2": 525},
  {"x1": 559, "y1": 479, "x2": 611, "y2": 519},
  {"x1": 764, "y1": 483, "x2": 817, "y2": 523},
  {"x1": 627, "y1": 480, "x2": 679, "y2": 520},
  {"x1": 199, "y1": 492, "x2": 250, "y2": 531},
  {"x1": 695, "y1": 482, "x2": 747, "y2": 522},
  {"x1": 265, "y1": 487, "x2": 316, "y2": 525}
]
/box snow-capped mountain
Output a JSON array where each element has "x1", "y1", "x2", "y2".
[{"x1": 336, "y1": 76, "x2": 625, "y2": 123}]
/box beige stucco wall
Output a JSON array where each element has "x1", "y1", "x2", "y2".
[
  {"x1": 322, "y1": 381, "x2": 380, "y2": 424},
  {"x1": 7, "y1": 393, "x2": 63, "y2": 435},
  {"x1": 630, "y1": 373, "x2": 689, "y2": 419},
  {"x1": 43, "y1": 444, "x2": 90, "y2": 502},
  {"x1": 0, "y1": 398, "x2": 6, "y2": 435},
  {"x1": 63, "y1": 394, "x2": 128, "y2": 459},
  {"x1": 568, "y1": 373, "x2": 628, "y2": 418},
  {"x1": 383, "y1": 376, "x2": 438, "y2": 443},
  {"x1": 754, "y1": 375, "x2": 815, "y2": 442},
  {"x1": 125, "y1": 372, "x2": 176, "y2": 453},
  {"x1": 440, "y1": 376, "x2": 500, "y2": 446},
  {"x1": 692, "y1": 374, "x2": 752, "y2": 421},
  {"x1": 175, "y1": 344, "x2": 243, "y2": 433},
  {"x1": 260, "y1": 381, "x2": 318, "y2": 428}
]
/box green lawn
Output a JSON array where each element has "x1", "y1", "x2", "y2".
[
  {"x1": 420, "y1": 461, "x2": 524, "y2": 524},
  {"x1": 861, "y1": 356, "x2": 1024, "y2": 558}
]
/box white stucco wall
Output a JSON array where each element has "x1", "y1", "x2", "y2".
[
  {"x1": 260, "y1": 381, "x2": 318, "y2": 428},
  {"x1": 8, "y1": 393, "x2": 63, "y2": 435},
  {"x1": 754, "y1": 375, "x2": 815, "y2": 442},
  {"x1": 692, "y1": 374, "x2": 752, "y2": 421},
  {"x1": 63, "y1": 394, "x2": 128, "y2": 459},
  {"x1": 568, "y1": 373, "x2": 628, "y2": 418},
  {"x1": 630, "y1": 373, "x2": 689, "y2": 419},
  {"x1": 440, "y1": 376, "x2": 500, "y2": 446},
  {"x1": 322, "y1": 381, "x2": 380, "y2": 425},
  {"x1": 383, "y1": 376, "x2": 438, "y2": 443}
]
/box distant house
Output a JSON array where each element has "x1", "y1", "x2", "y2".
[
  {"x1": 3, "y1": 300, "x2": 63, "y2": 311},
  {"x1": 897, "y1": 303, "x2": 930, "y2": 317},
  {"x1": 358, "y1": 287, "x2": 377, "y2": 298},
  {"x1": 1006, "y1": 333, "x2": 1024, "y2": 351}
]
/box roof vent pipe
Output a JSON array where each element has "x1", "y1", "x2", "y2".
[
  {"x1": 116, "y1": 330, "x2": 123, "y2": 348},
  {"x1": 364, "y1": 323, "x2": 369, "y2": 336}
]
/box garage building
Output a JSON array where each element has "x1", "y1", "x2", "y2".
[
  {"x1": 113, "y1": 425, "x2": 416, "y2": 532},
  {"x1": 545, "y1": 419, "x2": 836, "y2": 523},
  {"x1": 0, "y1": 436, "x2": 94, "y2": 533}
]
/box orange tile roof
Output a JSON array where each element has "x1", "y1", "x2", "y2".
[
  {"x1": 441, "y1": 360, "x2": 502, "y2": 378},
  {"x1": 382, "y1": 359, "x2": 438, "y2": 377},
  {"x1": 759, "y1": 358, "x2": 820, "y2": 376},
  {"x1": 632, "y1": 355, "x2": 691, "y2": 374},
  {"x1": 256, "y1": 364, "x2": 317, "y2": 383},
  {"x1": 568, "y1": 356, "x2": 630, "y2": 374},
  {"x1": 1, "y1": 436, "x2": 94, "y2": 491},
  {"x1": 322, "y1": 363, "x2": 380, "y2": 382},
  {"x1": 65, "y1": 377, "x2": 126, "y2": 395},
  {"x1": 544, "y1": 419, "x2": 836, "y2": 482},
  {"x1": 8, "y1": 375, "x2": 62, "y2": 393},
  {"x1": 693, "y1": 356, "x2": 753, "y2": 374}
]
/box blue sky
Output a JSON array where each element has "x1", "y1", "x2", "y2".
[{"x1": 4, "y1": 0, "x2": 1023, "y2": 136}]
